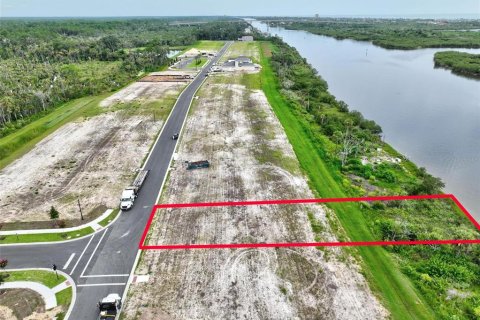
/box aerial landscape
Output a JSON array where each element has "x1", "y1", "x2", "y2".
[{"x1": 0, "y1": 0, "x2": 479, "y2": 319}]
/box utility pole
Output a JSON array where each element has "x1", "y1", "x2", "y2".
[{"x1": 77, "y1": 198, "x2": 84, "y2": 221}]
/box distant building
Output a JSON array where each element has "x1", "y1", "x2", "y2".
[
  {"x1": 238, "y1": 35, "x2": 254, "y2": 42},
  {"x1": 223, "y1": 56, "x2": 253, "y2": 67}
]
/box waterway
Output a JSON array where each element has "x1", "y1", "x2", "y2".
[{"x1": 250, "y1": 20, "x2": 480, "y2": 220}]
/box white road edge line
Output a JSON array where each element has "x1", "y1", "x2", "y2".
[
  {"x1": 80, "y1": 274, "x2": 129, "y2": 278},
  {"x1": 119, "y1": 41, "x2": 233, "y2": 315},
  {"x1": 80, "y1": 228, "x2": 108, "y2": 278},
  {"x1": 77, "y1": 283, "x2": 126, "y2": 287},
  {"x1": 69, "y1": 234, "x2": 95, "y2": 275},
  {"x1": 63, "y1": 253, "x2": 76, "y2": 270}
]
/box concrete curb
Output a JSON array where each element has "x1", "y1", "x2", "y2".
[
  {"x1": 0, "y1": 209, "x2": 114, "y2": 236},
  {"x1": 0, "y1": 268, "x2": 76, "y2": 319}
]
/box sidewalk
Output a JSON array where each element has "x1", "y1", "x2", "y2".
[
  {"x1": 0, "y1": 209, "x2": 114, "y2": 236},
  {"x1": 0, "y1": 281, "x2": 57, "y2": 309}
]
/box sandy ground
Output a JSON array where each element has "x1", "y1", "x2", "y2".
[
  {"x1": 179, "y1": 48, "x2": 216, "y2": 59},
  {"x1": 123, "y1": 78, "x2": 388, "y2": 319},
  {"x1": 0, "y1": 305, "x2": 15, "y2": 320},
  {"x1": 0, "y1": 81, "x2": 183, "y2": 224},
  {"x1": 100, "y1": 81, "x2": 184, "y2": 107}
]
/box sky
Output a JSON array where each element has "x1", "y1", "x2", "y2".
[{"x1": 0, "y1": 0, "x2": 479, "y2": 18}]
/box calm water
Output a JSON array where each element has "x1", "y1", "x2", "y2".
[
  {"x1": 250, "y1": 20, "x2": 480, "y2": 220},
  {"x1": 167, "y1": 50, "x2": 181, "y2": 58}
]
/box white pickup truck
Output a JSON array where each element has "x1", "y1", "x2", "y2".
[{"x1": 120, "y1": 170, "x2": 149, "y2": 211}]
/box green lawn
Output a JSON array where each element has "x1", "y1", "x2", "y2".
[
  {"x1": 220, "y1": 41, "x2": 260, "y2": 63},
  {"x1": 56, "y1": 287, "x2": 73, "y2": 306},
  {"x1": 98, "y1": 209, "x2": 120, "y2": 227},
  {"x1": 186, "y1": 56, "x2": 208, "y2": 69},
  {"x1": 1, "y1": 269, "x2": 65, "y2": 288},
  {"x1": 0, "y1": 226, "x2": 94, "y2": 244},
  {"x1": 258, "y1": 41, "x2": 435, "y2": 320},
  {"x1": 191, "y1": 40, "x2": 225, "y2": 51}
]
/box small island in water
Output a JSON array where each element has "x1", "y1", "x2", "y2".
[{"x1": 434, "y1": 51, "x2": 480, "y2": 78}]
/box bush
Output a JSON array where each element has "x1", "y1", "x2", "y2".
[
  {"x1": 474, "y1": 306, "x2": 480, "y2": 317},
  {"x1": 55, "y1": 219, "x2": 66, "y2": 228},
  {"x1": 371, "y1": 201, "x2": 386, "y2": 210},
  {"x1": 0, "y1": 259, "x2": 8, "y2": 268},
  {"x1": 49, "y1": 206, "x2": 59, "y2": 220}
]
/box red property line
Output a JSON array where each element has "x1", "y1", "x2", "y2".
[{"x1": 139, "y1": 194, "x2": 480, "y2": 250}]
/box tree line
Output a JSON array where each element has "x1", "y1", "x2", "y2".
[
  {"x1": 0, "y1": 18, "x2": 247, "y2": 136},
  {"x1": 265, "y1": 18, "x2": 480, "y2": 50}
]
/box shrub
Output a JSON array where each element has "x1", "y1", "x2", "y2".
[
  {"x1": 474, "y1": 306, "x2": 480, "y2": 317},
  {"x1": 56, "y1": 219, "x2": 66, "y2": 228},
  {"x1": 49, "y1": 206, "x2": 59, "y2": 220}
]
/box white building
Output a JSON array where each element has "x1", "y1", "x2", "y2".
[{"x1": 238, "y1": 35, "x2": 254, "y2": 42}]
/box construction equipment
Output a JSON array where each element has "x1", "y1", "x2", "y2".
[
  {"x1": 119, "y1": 169, "x2": 149, "y2": 210},
  {"x1": 98, "y1": 293, "x2": 121, "y2": 319},
  {"x1": 186, "y1": 160, "x2": 210, "y2": 170}
]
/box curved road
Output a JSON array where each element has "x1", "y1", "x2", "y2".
[{"x1": 0, "y1": 41, "x2": 232, "y2": 319}]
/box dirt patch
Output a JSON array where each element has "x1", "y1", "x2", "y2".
[
  {"x1": 0, "y1": 288, "x2": 45, "y2": 319},
  {"x1": 179, "y1": 48, "x2": 216, "y2": 58},
  {"x1": 100, "y1": 81, "x2": 184, "y2": 107},
  {"x1": 123, "y1": 79, "x2": 387, "y2": 319},
  {"x1": 0, "y1": 111, "x2": 160, "y2": 223}
]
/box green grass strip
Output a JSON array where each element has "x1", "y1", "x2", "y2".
[
  {"x1": 98, "y1": 209, "x2": 120, "y2": 227},
  {"x1": 0, "y1": 226, "x2": 94, "y2": 244},
  {"x1": 259, "y1": 41, "x2": 435, "y2": 320}
]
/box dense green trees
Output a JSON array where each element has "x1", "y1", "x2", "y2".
[
  {"x1": 0, "y1": 18, "x2": 247, "y2": 136},
  {"x1": 434, "y1": 51, "x2": 480, "y2": 78},
  {"x1": 264, "y1": 18, "x2": 480, "y2": 50}
]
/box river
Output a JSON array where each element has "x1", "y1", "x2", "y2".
[{"x1": 250, "y1": 20, "x2": 480, "y2": 220}]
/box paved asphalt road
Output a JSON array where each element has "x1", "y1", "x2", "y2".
[{"x1": 0, "y1": 41, "x2": 232, "y2": 319}]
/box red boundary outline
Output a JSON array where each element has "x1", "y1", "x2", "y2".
[{"x1": 139, "y1": 194, "x2": 480, "y2": 250}]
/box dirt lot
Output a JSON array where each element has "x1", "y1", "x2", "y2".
[
  {"x1": 123, "y1": 74, "x2": 387, "y2": 319},
  {"x1": 0, "y1": 80, "x2": 183, "y2": 224},
  {"x1": 100, "y1": 80, "x2": 185, "y2": 107}
]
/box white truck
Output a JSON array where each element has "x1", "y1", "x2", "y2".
[
  {"x1": 120, "y1": 169, "x2": 149, "y2": 211},
  {"x1": 98, "y1": 293, "x2": 121, "y2": 319}
]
